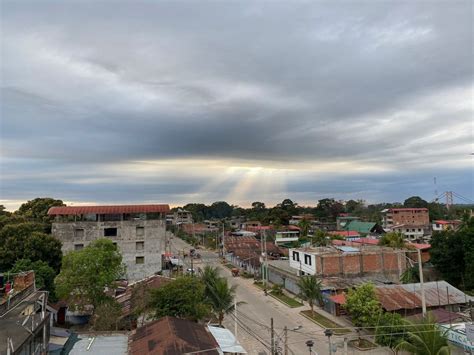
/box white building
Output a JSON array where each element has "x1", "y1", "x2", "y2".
[{"x1": 274, "y1": 231, "x2": 299, "y2": 245}]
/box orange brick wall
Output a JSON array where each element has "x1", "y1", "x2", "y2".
[
  {"x1": 362, "y1": 254, "x2": 381, "y2": 272},
  {"x1": 342, "y1": 254, "x2": 360, "y2": 275},
  {"x1": 321, "y1": 255, "x2": 341, "y2": 276}
]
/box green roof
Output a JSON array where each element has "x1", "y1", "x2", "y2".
[{"x1": 343, "y1": 221, "x2": 377, "y2": 234}]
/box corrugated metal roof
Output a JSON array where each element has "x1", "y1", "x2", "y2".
[
  {"x1": 375, "y1": 281, "x2": 472, "y2": 311},
  {"x1": 48, "y1": 204, "x2": 170, "y2": 215},
  {"x1": 129, "y1": 317, "x2": 219, "y2": 355},
  {"x1": 69, "y1": 334, "x2": 128, "y2": 354},
  {"x1": 207, "y1": 326, "x2": 246, "y2": 354},
  {"x1": 334, "y1": 246, "x2": 359, "y2": 253},
  {"x1": 343, "y1": 221, "x2": 377, "y2": 234}
]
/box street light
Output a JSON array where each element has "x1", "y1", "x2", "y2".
[
  {"x1": 324, "y1": 329, "x2": 334, "y2": 355},
  {"x1": 305, "y1": 340, "x2": 314, "y2": 354}
]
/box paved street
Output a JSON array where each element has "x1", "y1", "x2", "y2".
[{"x1": 169, "y1": 235, "x2": 391, "y2": 355}]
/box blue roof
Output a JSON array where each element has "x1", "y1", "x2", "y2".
[{"x1": 335, "y1": 246, "x2": 359, "y2": 253}]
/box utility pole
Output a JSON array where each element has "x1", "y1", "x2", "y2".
[
  {"x1": 263, "y1": 230, "x2": 268, "y2": 294},
  {"x1": 270, "y1": 317, "x2": 275, "y2": 355},
  {"x1": 417, "y1": 248, "x2": 427, "y2": 317},
  {"x1": 284, "y1": 326, "x2": 288, "y2": 355},
  {"x1": 234, "y1": 298, "x2": 237, "y2": 338}
]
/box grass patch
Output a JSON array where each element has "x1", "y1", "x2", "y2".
[
  {"x1": 300, "y1": 310, "x2": 351, "y2": 335},
  {"x1": 270, "y1": 291, "x2": 303, "y2": 308},
  {"x1": 224, "y1": 263, "x2": 235, "y2": 270},
  {"x1": 254, "y1": 281, "x2": 265, "y2": 290},
  {"x1": 348, "y1": 339, "x2": 377, "y2": 350}
]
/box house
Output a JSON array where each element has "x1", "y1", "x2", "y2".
[
  {"x1": 326, "y1": 281, "x2": 473, "y2": 318},
  {"x1": 336, "y1": 215, "x2": 360, "y2": 230},
  {"x1": 241, "y1": 220, "x2": 262, "y2": 229},
  {"x1": 48, "y1": 204, "x2": 170, "y2": 281},
  {"x1": 166, "y1": 209, "x2": 193, "y2": 225},
  {"x1": 274, "y1": 230, "x2": 299, "y2": 245},
  {"x1": 391, "y1": 224, "x2": 429, "y2": 240},
  {"x1": 289, "y1": 246, "x2": 407, "y2": 280},
  {"x1": 342, "y1": 221, "x2": 385, "y2": 236},
  {"x1": 381, "y1": 208, "x2": 430, "y2": 231},
  {"x1": 204, "y1": 220, "x2": 220, "y2": 229},
  {"x1": 0, "y1": 271, "x2": 50, "y2": 355},
  {"x1": 289, "y1": 214, "x2": 315, "y2": 225},
  {"x1": 432, "y1": 220, "x2": 461, "y2": 232},
  {"x1": 128, "y1": 316, "x2": 246, "y2": 355}
]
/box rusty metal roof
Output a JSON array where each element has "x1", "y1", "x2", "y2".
[
  {"x1": 48, "y1": 204, "x2": 170, "y2": 215},
  {"x1": 375, "y1": 281, "x2": 472, "y2": 311},
  {"x1": 129, "y1": 316, "x2": 219, "y2": 355}
]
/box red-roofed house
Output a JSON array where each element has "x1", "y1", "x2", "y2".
[{"x1": 432, "y1": 220, "x2": 461, "y2": 232}]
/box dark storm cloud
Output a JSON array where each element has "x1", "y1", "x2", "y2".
[{"x1": 1, "y1": 0, "x2": 472, "y2": 206}]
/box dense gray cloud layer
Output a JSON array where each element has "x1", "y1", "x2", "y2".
[{"x1": 1, "y1": 1, "x2": 472, "y2": 208}]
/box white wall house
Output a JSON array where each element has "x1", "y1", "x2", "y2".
[
  {"x1": 289, "y1": 249, "x2": 316, "y2": 275},
  {"x1": 274, "y1": 231, "x2": 299, "y2": 245}
]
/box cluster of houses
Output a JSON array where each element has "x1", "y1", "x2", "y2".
[
  {"x1": 1, "y1": 203, "x2": 470, "y2": 354},
  {"x1": 0, "y1": 271, "x2": 246, "y2": 354}
]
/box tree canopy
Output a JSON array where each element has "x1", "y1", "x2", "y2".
[
  {"x1": 297, "y1": 276, "x2": 323, "y2": 317},
  {"x1": 344, "y1": 283, "x2": 382, "y2": 327},
  {"x1": 10, "y1": 258, "x2": 57, "y2": 300},
  {"x1": 55, "y1": 239, "x2": 125, "y2": 311},
  {"x1": 0, "y1": 223, "x2": 62, "y2": 272},
  {"x1": 148, "y1": 276, "x2": 210, "y2": 321},
  {"x1": 378, "y1": 232, "x2": 406, "y2": 249}
]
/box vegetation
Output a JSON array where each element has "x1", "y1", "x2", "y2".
[
  {"x1": 395, "y1": 313, "x2": 451, "y2": 355},
  {"x1": 270, "y1": 289, "x2": 303, "y2": 308},
  {"x1": 400, "y1": 266, "x2": 420, "y2": 284},
  {"x1": 92, "y1": 298, "x2": 123, "y2": 331},
  {"x1": 205, "y1": 277, "x2": 238, "y2": 326},
  {"x1": 9, "y1": 259, "x2": 57, "y2": 301},
  {"x1": 149, "y1": 276, "x2": 210, "y2": 321},
  {"x1": 311, "y1": 229, "x2": 330, "y2": 246},
  {"x1": 301, "y1": 310, "x2": 351, "y2": 335},
  {"x1": 430, "y1": 215, "x2": 474, "y2": 290},
  {"x1": 344, "y1": 283, "x2": 382, "y2": 327},
  {"x1": 55, "y1": 239, "x2": 125, "y2": 312},
  {"x1": 378, "y1": 231, "x2": 406, "y2": 248},
  {"x1": 297, "y1": 276, "x2": 323, "y2": 317},
  {"x1": 375, "y1": 312, "x2": 408, "y2": 349}
]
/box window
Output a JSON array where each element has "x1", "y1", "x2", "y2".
[
  {"x1": 136, "y1": 241, "x2": 144, "y2": 251},
  {"x1": 74, "y1": 229, "x2": 84, "y2": 238},
  {"x1": 304, "y1": 254, "x2": 312, "y2": 266},
  {"x1": 135, "y1": 256, "x2": 145, "y2": 264},
  {"x1": 74, "y1": 244, "x2": 84, "y2": 251},
  {"x1": 418, "y1": 229, "x2": 422, "y2": 232},
  {"x1": 136, "y1": 227, "x2": 145, "y2": 237},
  {"x1": 104, "y1": 228, "x2": 118, "y2": 237},
  {"x1": 292, "y1": 251, "x2": 299, "y2": 262}
]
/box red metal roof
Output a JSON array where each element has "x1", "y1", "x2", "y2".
[
  {"x1": 407, "y1": 243, "x2": 431, "y2": 250},
  {"x1": 352, "y1": 238, "x2": 380, "y2": 245},
  {"x1": 330, "y1": 293, "x2": 347, "y2": 305},
  {"x1": 48, "y1": 204, "x2": 170, "y2": 215},
  {"x1": 328, "y1": 230, "x2": 360, "y2": 238}
]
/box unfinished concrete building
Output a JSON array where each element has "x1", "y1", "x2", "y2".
[{"x1": 48, "y1": 204, "x2": 170, "y2": 281}]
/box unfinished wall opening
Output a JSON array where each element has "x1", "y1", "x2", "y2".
[
  {"x1": 104, "y1": 227, "x2": 118, "y2": 237},
  {"x1": 136, "y1": 241, "x2": 144, "y2": 251},
  {"x1": 74, "y1": 229, "x2": 84, "y2": 238},
  {"x1": 136, "y1": 226, "x2": 145, "y2": 237},
  {"x1": 74, "y1": 244, "x2": 84, "y2": 251},
  {"x1": 135, "y1": 256, "x2": 145, "y2": 264}
]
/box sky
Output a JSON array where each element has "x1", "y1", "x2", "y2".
[{"x1": 1, "y1": 1, "x2": 473, "y2": 211}]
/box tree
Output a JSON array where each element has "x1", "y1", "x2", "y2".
[
  {"x1": 344, "y1": 283, "x2": 382, "y2": 327},
  {"x1": 251, "y1": 201, "x2": 266, "y2": 210},
  {"x1": 298, "y1": 218, "x2": 311, "y2": 237},
  {"x1": 16, "y1": 197, "x2": 65, "y2": 227},
  {"x1": 92, "y1": 298, "x2": 123, "y2": 331},
  {"x1": 209, "y1": 201, "x2": 233, "y2": 219},
  {"x1": 375, "y1": 312, "x2": 408, "y2": 349},
  {"x1": 55, "y1": 239, "x2": 125, "y2": 312},
  {"x1": 400, "y1": 266, "x2": 420, "y2": 284},
  {"x1": 205, "y1": 277, "x2": 237, "y2": 326},
  {"x1": 297, "y1": 276, "x2": 323, "y2": 317},
  {"x1": 379, "y1": 232, "x2": 406, "y2": 249},
  {"x1": 395, "y1": 313, "x2": 450, "y2": 355},
  {"x1": 0, "y1": 223, "x2": 62, "y2": 272},
  {"x1": 403, "y1": 196, "x2": 428, "y2": 209},
  {"x1": 312, "y1": 229, "x2": 330, "y2": 247},
  {"x1": 148, "y1": 276, "x2": 209, "y2": 321},
  {"x1": 200, "y1": 265, "x2": 220, "y2": 297},
  {"x1": 9, "y1": 259, "x2": 57, "y2": 299}
]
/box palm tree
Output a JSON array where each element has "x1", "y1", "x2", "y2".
[
  {"x1": 312, "y1": 229, "x2": 330, "y2": 247},
  {"x1": 395, "y1": 313, "x2": 451, "y2": 355},
  {"x1": 379, "y1": 232, "x2": 406, "y2": 248},
  {"x1": 205, "y1": 277, "x2": 237, "y2": 326},
  {"x1": 298, "y1": 218, "x2": 311, "y2": 237},
  {"x1": 400, "y1": 266, "x2": 420, "y2": 284},
  {"x1": 297, "y1": 276, "x2": 323, "y2": 317}
]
